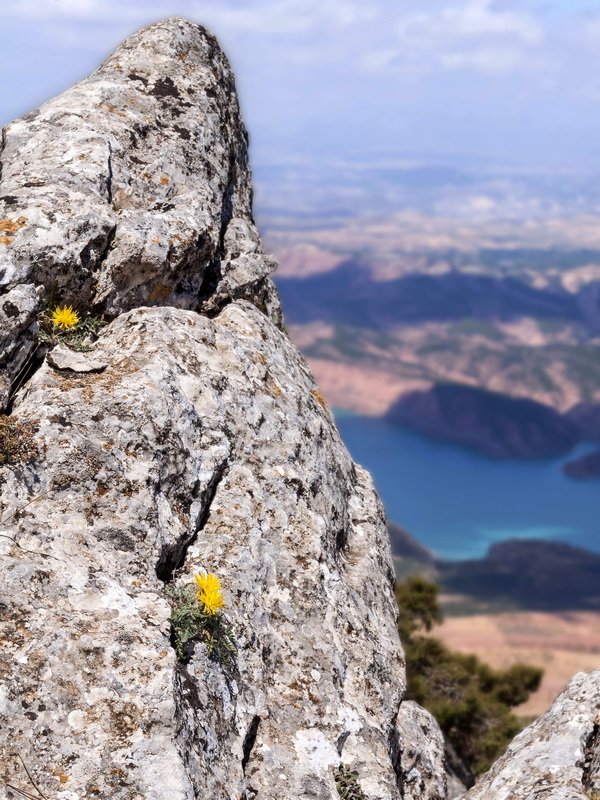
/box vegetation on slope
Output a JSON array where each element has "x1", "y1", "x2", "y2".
[{"x1": 396, "y1": 576, "x2": 543, "y2": 786}]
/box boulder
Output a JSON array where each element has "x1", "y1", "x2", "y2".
[
  {"x1": 464, "y1": 669, "x2": 600, "y2": 800},
  {"x1": 396, "y1": 701, "x2": 449, "y2": 800}
]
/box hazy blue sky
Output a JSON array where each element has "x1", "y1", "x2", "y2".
[{"x1": 2, "y1": 0, "x2": 600, "y2": 170}]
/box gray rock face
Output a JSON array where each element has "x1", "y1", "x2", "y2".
[
  {"x1": 396, "y1": 701, "x2": 448, "y2": 800},
  {"x1": 0, "y1": 17, "x2": 278, "y2": 411},
  {"x1": 0, "y1": 19, "x2": 431, "y2": 799},
  {"x1": 0, "y1": 283, "x2": 40, "y2": 407},
  {"x1": 464, "y1": 670, "x2": 600, "y2": 800},
  {"x1": 1, "y1": 303, "x2": 404, "y2": 799},
  {"x1": 7, "y1": 16, "x2": 600, "y2": 800}
]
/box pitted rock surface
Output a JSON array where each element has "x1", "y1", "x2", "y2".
[
  {"x1": 0, "y1": 17, "x2": 278, "y2": 410},
  {"x1": 464, "y1": 669, "x2": 600, "y2": 800},
  {"x1": 1, "y1": 302, "x2": 406, "y2": 799},
  {"x1": 396, "y1": 701, "x2": 448, "y2": 800}
]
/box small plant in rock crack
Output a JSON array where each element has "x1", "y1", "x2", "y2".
[
  {"x1": 167, "y1": 572, "x2": 236, "y2": 667},
  {"x1": 335, "y1": 765, "x2": 368, "y2": 800},
  {"x1": 37, "y1": 292, "x2": 106, "y2": 352},
  {"x1": 272, "y1": 314, "x2": 289, "y2": 335}
]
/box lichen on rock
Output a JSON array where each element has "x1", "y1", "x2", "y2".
[
  {"x1": 463, "y1": 669, "x2": 600, "y2": 800},
  {"x1": 0, "y1": 18, "x2": 415, "y2": 800},
  {"x1": 0, "y1": 16, "x2": 279, "y2": 412}
]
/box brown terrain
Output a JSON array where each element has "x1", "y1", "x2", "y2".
[
  {"x1": 291, "y1": 320, "x2": 595, "y2": 416},
  {"x1": 267, "y1": 211, "x2": 600, "y2": 280},
  {"x1": 269, "y1": 213, "x2": 600, "y2": 419},
  {"x1": 269, "y1": 210, "x2": 600, "y2": 462},
  {"x1": 436, "y1": 610, "x2": 600, "y2": 717}
]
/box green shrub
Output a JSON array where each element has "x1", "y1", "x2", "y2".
[
  {"x1": 334, "y1": 765, "x2": 367, "y2": 800},
  {"x1": 396, "y1": 577, "x2": 543, "y2": 783}
]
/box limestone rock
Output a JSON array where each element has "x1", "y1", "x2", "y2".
[
  {"x1": 0, "y1": 284, "x2": 40, "y2": 406},
  {"x1": 47, "y1": 344, "x2": 108, "y2": 373},
  {"x1": 464, "y1": 669, "x2": 600, "y2": 800},
  {"x1": 447, "y1": 773, "x2": 467, "y2": 800},
  {"x1": 0, "y1": 17, "x2": 457, "y2": 800},
  {"x1": 396, "y1": 701, "x2": 448, "y2": 800},
  {"x1": 0, "y1": 301, "x2": 410, "y2": 799},
  {"x1": 0, "y1": 17, "x2": 279, "y2": 410}
]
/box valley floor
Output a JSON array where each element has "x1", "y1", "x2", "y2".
[{"x1": 435, "y1": 609, "x2": 600, "y2": 717}]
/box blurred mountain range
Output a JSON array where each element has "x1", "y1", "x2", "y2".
[{"x1": 258, "y1": 153, "x2": 600, "y2": 470}]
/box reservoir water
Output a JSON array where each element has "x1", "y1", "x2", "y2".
[{"x1": 335, "y1": 413, "x2": 600, "y2": 561}]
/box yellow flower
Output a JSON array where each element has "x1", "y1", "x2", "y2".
[
  {"x1": 51, "y1": 305, "x2": 80, "y2": 330},
  {"x1": 194, "y1": 572, "x2": 225, "y2": 615}
]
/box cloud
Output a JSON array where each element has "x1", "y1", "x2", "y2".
[
  {"x1": 447, "y1": 0, "x2": 543, "y2": 44},
  {"x1": 440, "y1": 48, "x2": 522, "y2": 75},
  {"x1": 389, "y1": 0, "x2": 545, "y2": 77},
  {"x1": 2, "y1": 0, "x2": 598, "y2": 169},
  {"x1": 0, "y1": 0, "x2": 552, "y2": 85}
]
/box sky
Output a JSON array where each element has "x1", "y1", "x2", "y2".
[{"x1": 2, "y1": 1, "x2": 600, "y2": 181}]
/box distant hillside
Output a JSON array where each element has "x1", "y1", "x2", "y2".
[
  {"x1": 388, "y1": 521, "x2": 436, "y2": 563},
  {"x1": 274, "y1": 252, "x2": 600, "y2": 460},
  {"x1": 389, "y1": 527, "x2": 600, "y2": 612},
  {"x1": 441, "y1": 539, "x2": 600, "y2": 611},
  {"x1": 563, "y1": 448, "x2": 600, "y2": 478},
  {"x1": 277, "y1": 261, "x2": 582, "y2": 330},
  {"x1": 385, "y1": 384, "x2": 578, "y2": 458}
]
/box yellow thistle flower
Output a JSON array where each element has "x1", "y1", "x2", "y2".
[
  {"x1": 51, "y1": 305, "x2": 80, "y2": 330},
  {"x1": 194, "y1": 572, "x2": 225, "y2": 615}
]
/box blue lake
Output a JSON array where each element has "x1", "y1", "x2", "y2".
[{"x1": 335, "y1": 413, "x2": 600, "y2": 561}]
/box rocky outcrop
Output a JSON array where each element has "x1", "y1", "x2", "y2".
[
  {"x1": 0, "y1": 18, "x2": 448, "y2": 800},
  {"x1": 396, "y1": 702, "x2": 450, "y2": 800},
  {"x1": 385, "y1": 383, "x2": 578, "y2": 459},
  {"x1": 0, "y1": 16, "x2": 278, "y2": 412},
  {"x1": 464, "y1": 669, "x2": 600, "y2": 800},
  {"x1": 1, "y1": 302, "x2": 407, "y2": 799},
  {"x1": 563, "y1": 448, "x2": 600, "y2": 478}
]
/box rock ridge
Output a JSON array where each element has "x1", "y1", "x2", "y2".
[
  {"x1": 0, "y1": 16, "x2": 279, "y2": 412},
  {"x1": 0, "y1": 18, "x2": 447, "y2": 800}
]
